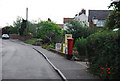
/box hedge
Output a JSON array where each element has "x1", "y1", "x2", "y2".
[
  {"x1": 75, "y1": 37, "x2": 87, "y2": 60},
  {"x1": 86, "y1": 30, "x2": 120, "y2": 80}
]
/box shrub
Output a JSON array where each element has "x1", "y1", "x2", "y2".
[
  {"x1": 75, "y1": 37, "x2": 87, "y2": 60},
  {"x1": 87, "y1": 30, "x2": 120, "y2": 80},
  {"x1": 37, "y1": 21, "x2": 64, "y2": 43}
]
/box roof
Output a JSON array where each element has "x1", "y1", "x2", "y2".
[
  {"x1": 88, "y1": 10, "x2": 112, "y2": 22},
  {"x1": 63, "y1": 18, "x2": 74, "y2": 23},
  {"x1": 57, "y1": 24, "x2": 64, "y2": 28}
]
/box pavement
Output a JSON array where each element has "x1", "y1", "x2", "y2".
[{"x1": 33, "y1": 46, "x2": 100, "y2": 80}]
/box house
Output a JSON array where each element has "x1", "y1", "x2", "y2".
[
  {"x1": 88, "y1": 10, "x2": 112, "y2": 27},
  {"x1": 63, "y1": 18, "x2": 74, "y2": 23},
  {"x1": 63, "y1": 9, "x2": 111, "y2": 30},
  {"x1": 74, "y1": 9, "x2": 89, "y2": 26},
  {"x1": 63, "y1": 18, "x2": 74, "y2": 30},
  {"x1": 63, "y1": 9, "x2": 89, "y2": 30},
  {"x1": 2, "y1": 26, "x2": 9, "y2": 35},
  {"x1": 57, "y1": 24, "x2": 64, "y2": 29}
]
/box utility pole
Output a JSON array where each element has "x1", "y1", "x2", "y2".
[
  {"x1": 26, "y1": 8, "x2": 28, "y2": 21},
  {"x1": 26, "y1": 7, "x2": 28, "y2": 35}
]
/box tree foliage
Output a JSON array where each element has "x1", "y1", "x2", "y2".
[
  {"x1": 8, "y1": 17, "x2": 29, "y2": 36},
  {"x1": 37, "y1": 21, "x2": 64, "y2": 43},
  {"x1": 109, "y1": 0, "x2": 120, "y2": 11},
  {"x1": 105, "y1": 10, "x2": 120, "y2": 29},
  {"x1": 105, "y1": 0, "x2": 120, "y2": 30},
  {"x1": 19, "y1": 19, "x2": 27, "y2": 36},
  {"x1": 27, "y1": 22, "x2": 38, "y2": 37},
  {"x1": 66, "y1": 19, "x2": 89, "y2": 41},
  {"x1": 8, "y1": 16, "x2": 22, "y2": 34}
]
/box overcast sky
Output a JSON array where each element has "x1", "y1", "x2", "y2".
[{"x1": 0, "y1": 0, "x2": 112, "y2": 27}]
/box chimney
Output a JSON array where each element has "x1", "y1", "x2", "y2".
[
  {"x1": 81, "y1": 9, "x2": 86, "y2": 14},
  {"x1": 48, "y1": 18, "x2": 51, "y2": 22},
  {"x1": 75, "y1": 14, "x2": 78, "y2": 16}
]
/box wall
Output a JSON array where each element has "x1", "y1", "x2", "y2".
[
  {"x1": 75, "y1": 13, "x2": 89, "y2": 26},
  {"x1": 9, "y1": 34, "x2": 32, "y2": 41}
]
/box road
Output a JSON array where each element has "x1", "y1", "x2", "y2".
[{"x1": 2, "y1": 39, "x2": 61, "y2": 80}]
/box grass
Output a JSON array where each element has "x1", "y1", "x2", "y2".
[{"x1": 24, "y1": 38, "x2": 42, "y2": 45}]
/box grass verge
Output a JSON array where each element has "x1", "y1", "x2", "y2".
[{"x1": 24, "y1": 38, "x2": 42, "y2": 45}]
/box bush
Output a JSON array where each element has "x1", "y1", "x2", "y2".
[
  {"x1": 37, "y1": 21, "x2": 64, "y2": 43},
  {"x1": 87, "y1": 30, "x2": 120, "y2": 80},
  {"x1": 75, "y1": 37, "x2": 87, "y2": 60}
]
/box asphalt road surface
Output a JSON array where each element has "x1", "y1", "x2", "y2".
[{"x1": 2, "y1": 39, "x2": 61, "y2": 80}]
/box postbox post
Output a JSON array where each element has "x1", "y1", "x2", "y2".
[{"x1": 67, "y1": 38, "x2": 74, "y2": 60}]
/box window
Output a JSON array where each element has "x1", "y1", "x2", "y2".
[{"x1": 96, "y1": 20, "x2": 105, "y2": 27}]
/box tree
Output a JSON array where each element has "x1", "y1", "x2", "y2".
[
  {"x1": 109, "y1": 0, "x2": 120, "y2": 11},
  {"x1": 105, "y1": 0, "x2": 120, "y2": 29},
  {"x1": 7, "y1": 17, "x2": 22, "y2": 34},
  {"x1": 7, "y1": 25, "x2": 15, "y2": 34},
  {"x1": 19, "y1": 19, "x2": 27, "y2": 36},
  {"x1": 37, "y1": 21, "x2": 64, "y2": 43},
  {"x1": 66, "y1": 19, "x2": 89, "y2": 41},
  {"x1": 13, "y1": 16, "x2": 22, "y2": 34},
  {"x1": 27, "y1": 21, "x2": 38, "y2": 37}
]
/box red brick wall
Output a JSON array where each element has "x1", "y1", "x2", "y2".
[{"x1": 9, "y1": 34, "x2": 32, "y2": 41}]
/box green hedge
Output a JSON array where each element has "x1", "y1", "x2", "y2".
[
  {"x1": 87, "y1": 30, "x2": 120, "y2": 80},
  {"x1": 75, "y1": 37, "x2": 87, "y2": 60}
]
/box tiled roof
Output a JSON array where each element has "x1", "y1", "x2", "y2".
[
  {"x1": 58, "y1": 24, "x2": 64, "y2": 28},
  {"x1": 63, "y1": 18, "x2": 74, "y2": 23},
  {"x1": 88, "y1": 10, "x2": 112, "y2": 22}
]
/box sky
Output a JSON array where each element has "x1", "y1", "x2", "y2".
[{"x1": 0, "y1": 0, "x2": 112, "y2": 28}]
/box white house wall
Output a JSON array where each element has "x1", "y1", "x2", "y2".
[
  {"x1": 75, "y1": 13, "x2": 89, "y2": 26},
  {"x1": 63, "y1": 13, "x2": 89, "y2": 30},
  {"x1": 63, "y1": 23, "x2": 68, "y2": 30}
]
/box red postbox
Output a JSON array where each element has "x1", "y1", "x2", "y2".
[{"x1": 67, "y1": 38, "x2": 74, "y2": 60}]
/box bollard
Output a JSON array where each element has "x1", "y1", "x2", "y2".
[{"x1": 67, "y1": 38, "x2": 74, "y2": 60}]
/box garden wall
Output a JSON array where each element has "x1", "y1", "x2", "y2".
[{"x1": 9, "y1": 34, "x2": 33, "y2": 41}]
